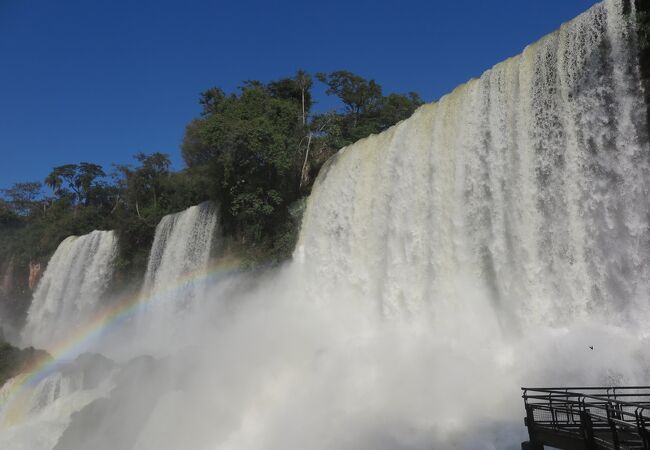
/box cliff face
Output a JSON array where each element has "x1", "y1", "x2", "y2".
[
  {"x1": 0, "y1": 258, "x2": 37, "y2": 338},
  {"x1": 0, "y1": 259, "x2": 14, "y2": 299},
  {"x1": 28, "y1": 262, "x2": 42, "y2": 291},
  {"x1": 636, "y1": 0, "x2": 650, "y2": 124},
  {"x1": 0, "y1": 341, "x2": 51, "y2": 386}
]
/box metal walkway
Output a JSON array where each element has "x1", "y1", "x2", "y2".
[{"x1": 522, "y1": 387, "x2": 650, "y2": 449}]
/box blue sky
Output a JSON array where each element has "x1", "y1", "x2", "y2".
[{"x1": 0, "y1": 0, "x2": 599, "y2": 191}]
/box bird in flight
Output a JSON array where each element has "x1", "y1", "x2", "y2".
[{"x1": 589, "y1": 346, "x2": 594, "y2": 350}]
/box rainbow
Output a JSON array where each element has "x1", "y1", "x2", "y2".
[{"x1": 0, "y1": 255, "x2": 243, "y2": 426}]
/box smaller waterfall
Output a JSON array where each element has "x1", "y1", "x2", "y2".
[
  {"x1": 22, "y1": 231, "x2": 117, "y2": 350},
  {"x1": 0, "y1": 354, "x2": 115, "y2": 450},
  {"x1": 139, "y1": 203, "x2": 218, "y2": 332}
]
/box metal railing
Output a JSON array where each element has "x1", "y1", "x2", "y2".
[{"x1": 522, "y1": 387, "x2": 650, "y2": 449}]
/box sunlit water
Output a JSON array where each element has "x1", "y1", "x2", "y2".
[
  {"x1": 1, "y1": 1, "x2": 649, "y2": 448},
  {"x1": 21, "y1": 231, "x2": 117, "y2": 350}
]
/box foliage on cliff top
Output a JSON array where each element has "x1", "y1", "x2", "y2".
[
  {"x1": 182, "y1": 70, "x2": 422, "y2": 262},
  {"x1": 0, "y1": 70, "x2": 422, "y2": 287}
]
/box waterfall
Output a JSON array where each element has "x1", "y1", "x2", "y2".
[
  {"x1": 3, "y1": 1, "x2": 650, "y2": 449},
  {"x1": 139, "y1": 202, "x2": 218, "y2": 332},
  {"x1": 0, "y1": 354, "x2": 115, "y2": 450},
  {"x1": 297, "y1": 0, "x2": 649, "y2": 326},
  {"x1": 21, "y1": 231, "x2": 118, "y2": 350}
]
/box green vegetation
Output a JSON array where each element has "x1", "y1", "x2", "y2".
[
  {"x1": 182, "y1": 70, "x2": 422, "y2": 261},
  {"x1": 0, "y1": 70, "x2": 422, "y2": 308}
]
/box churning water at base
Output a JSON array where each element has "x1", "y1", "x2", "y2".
[
  {"x1": 2, "y1": 1, "x2": 650, "y2": 449},
  {"x1": 21, "y1": 231, "x2": 117, "y2": 350}
]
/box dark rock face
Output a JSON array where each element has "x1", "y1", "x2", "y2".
[
  {"x1": 28, "y1": 262, "x2": 42, "y2": 291},
  {"x1": 0, "y1": 341, "x2": 51, "y2": 387},
  {"x1": 0, "y1": 258, "x2": 35, "y2": 339},
  {"x1": 636, "y1": 0, "x2": 650, "y2": 125},
  {"x1": 0, "y1": 258, "x2": 14, "y2": 299}
]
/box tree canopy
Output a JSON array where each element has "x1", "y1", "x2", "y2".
[
  {"x1": 181, "y1": 69, "x2": 423, "y2": 259},
  {"x1": 0, "y1": 69, "x2": 424, "y2": 279},
  {"x1": 45, "y1": 163, "x2": 107, "y2": 206}
]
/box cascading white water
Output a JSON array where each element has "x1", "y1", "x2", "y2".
[
  {"x1": 297, "y1": 0, "x2": 649, "y2": 327},
  {"x1": 21, "y1": 231, "x2": 118, "y2": 350},
  {"x1": 138, "y1": 202, "x2": 218, "y2": 334},
  {"x1": 2, "y1": 1, "x2": 650, "y2": 449},
  {"x1": 0, "y1": 354, "x2": 115, "y2": 450},
  {"x1": 0, "y1": 205, "x2": 218, "y2": 448}
]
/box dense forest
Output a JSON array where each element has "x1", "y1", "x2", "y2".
[{"x1": 0, "y1": 70, "x2": 422, "y2": 325}]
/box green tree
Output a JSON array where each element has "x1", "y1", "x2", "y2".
[
  {"x1": 45, "y1": 164, "x2": 76, "y2": 198},
  {"x1": 1, "y1": 182, "x2": 43, "y2": 216},
  {"x1": 0, "y1": 200, "x2": 20, "y2": 226},
  {"x1": 44, "y1": 163, "x2": 106, "y2": 205},
  {"x1": 114, "y1": 152, "x2": 171, "y2": 218},
  {"x1": 199, "y1": 87, "x2": 227, "y2": 116},
  {"x1": 181, "y1": 70, "x2": 422, "y2": 262},
  {"x1": 0, "y1": 68, "x2": 424, "y2": 284},
  {"x1": 268, "y1": 70, "x2": 313, "y2": 125},
  {"x1": 133, "y1": 152, "x2": 170, "y2": 210},
  {"x1": 181, "y1": 77, "x2": 310, "y2": 254},
  {"x1": 314, "y1": 70, "x2": 423, "y2": 151},
  {"x1": 378, "y1": 92, "x2": 423, "y2": 129},
  {"x1": 316, "y1": 71, "x2": 383, "y2": 127}
]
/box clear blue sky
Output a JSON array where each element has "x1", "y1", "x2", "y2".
[{"x1": 0, "y1": 0, "x2": 599, "y2": 191}]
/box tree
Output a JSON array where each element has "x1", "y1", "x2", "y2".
[
  {"x1": 296, "y1": 70, "x2": 312, "y2": 126},
  {"x1": 45, "y1": 164, "x2": 76, "y2": 198},
  {"x1": 316, "y1": 71, "x2": 383, "y2": 126},
  {"x1": 44, "y1": 163, "x2": 106, "y2": 205},
  {"x1": 315, "y1": 70, "x2": 423, "y2": 147},
  {"x1": 114, "y1": 152, "x2": 171, "y2": 218},
  {"x1": 181, "y1": 77, "x2": 310, "y2": 246},
  {"x1": 77, "y1": 163, "x2": 106, "y2": 199},
  {"x1": 1, "y1": 182, "x2": 43, "y2": 216},
  {"x1": 199, "y1": 87, "x2": 227, "y2": 116},
  {"x1": 377, "y1": 92, "x2": 423, "y2": 130},
  {"x1": 133, "y1": 152, "x2": 170, "y2": 209},
  {"x1": 268, "y1": 70, "x2": 313, "y2": 125},
  {"x1": 181, "y1": 119, "x2": 213, "y2": 168},
  {"x1": 0, "y1": 200, "x2": 19, "y2": 226},
  {"x1": 184, "y1": 73, "x2": 314, "y2": 172}
]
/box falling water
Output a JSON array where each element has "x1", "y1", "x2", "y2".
[
  {"x1": 2, "y1": 1, "x2": 649, "y2": 449},
  {"x1": 0, "y1": 353, "x2": 115, "y2": 450},
  {"x1": 21, "y1": 231, "x2": 117, "y2": 350},
  {"x1": 138, "y1": 202, "x2": 218, "y2": 334},
  {"x1": 297, "y1": 0, "x2": 650, "y2": 327}
]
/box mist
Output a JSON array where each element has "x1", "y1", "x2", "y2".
[{"x1": 1, "y1": 0, "x2": 649, "y2": 448}]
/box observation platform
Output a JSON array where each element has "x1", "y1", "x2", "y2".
[{"x1": 522, "y1": 387, "x2": 650, "y2": 449}]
